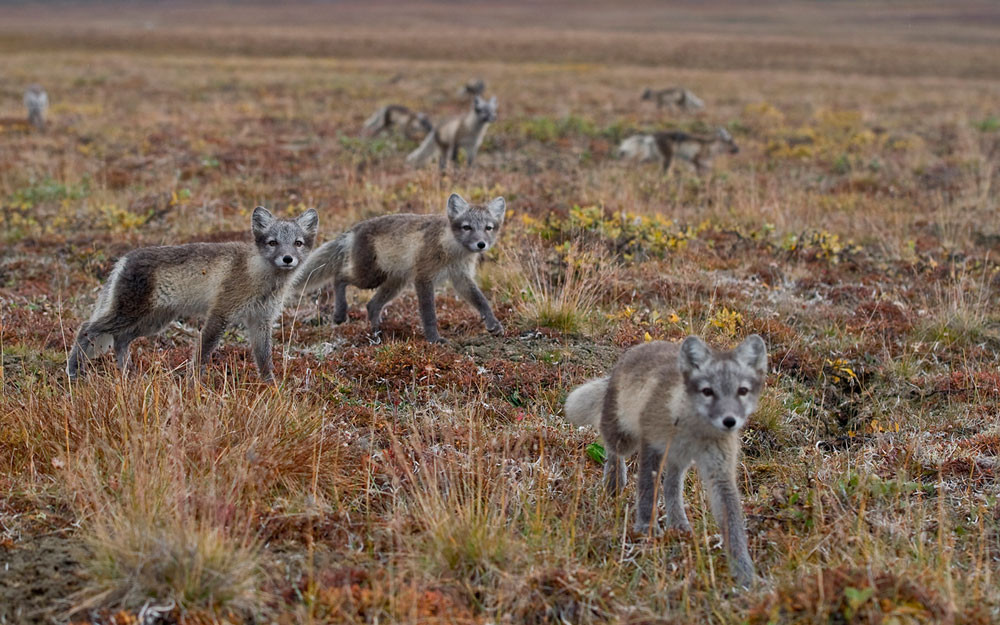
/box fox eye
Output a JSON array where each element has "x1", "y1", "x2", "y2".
[
  {"x1": 485, "y1": 224, "x2": 494, "y2": 231},
  {"x1": 267, "y1": 240, "x2": 278, "y2": 247},
  {"x1": 294, "y1": 240, "x2": 304, "y2": 247},
  {"x1": 737, "y1": 387, "x2": 749, "y2": 396},
  {"x1": 462, "y1": 224, "x2": 473, "y2": 231},
  {"x1": 701, "y1": 388, "x2": 714, "y2": 398}
]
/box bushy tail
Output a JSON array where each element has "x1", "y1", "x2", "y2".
[
  {"x1": 291, "y1": 233, "x2": 351, "y2": 295},
  {"x1": 362, "y1": 106, "x2": 386, "y2": 134},
  {"x1": 564, "y1": 377, "x2": 610, "y2": 427},
  {"x1": 406, "y1": 130, "x2": 437, "y2": 165}
]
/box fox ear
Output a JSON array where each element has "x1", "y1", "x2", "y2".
[
  {"x1": 296, "y1": 208, "x2": 319, "y2": 235},
  {"x1": 679, "y1": 335, "x2": 711, "y2": 376},
  {"x1": 486, "y1": 197, "x2": 506, "y2": 222},
  {"x1": 252, "y1": 206, "x2": 275, "y2": 235},
  {"x1": 447, "y1": 193, "x2": 469, "y2": 220},
  {"x1": 734, "y1": 334, "x2": 767, "y2": 374}
]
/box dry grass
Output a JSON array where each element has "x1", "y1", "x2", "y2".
[{"x1": 1, "y1": 2, "x2": 999, "y2": 624}]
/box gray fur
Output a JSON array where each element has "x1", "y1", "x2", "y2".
[
  {"x1": 641, "y1": 86, "x2": 705, "y2": 112},
  {"x1": 362, "y1": 104, "x2": 433, "y2": 139},
  {"x1": 67, "y1": 207, "x2": 318, "y2": 382},
  {"x1": 618, "y1": 128, "x2": 738, "y2": 175},
  {"x1": 407, "y1": 96, "x2": 498, "y2": 171},
  {"x1": 24, "y1": 84, "x2": 48, "y2": 130},
  {"x1": 563, "y1": 334, "x2": 768, "y2": 587},
  {"x1": 292, "y1": 194, "x2": 505, "y2": 343}
]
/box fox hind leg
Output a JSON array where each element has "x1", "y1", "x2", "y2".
[
  {"x1": 366, "y1": 278, "x2": 406, "y2": 335},
  {"x1": 603, "y1": 451, "x2": 627, "y2": 496},
  {"x1": 332, "y1": 280, "x2": 349, "y2": 324}
]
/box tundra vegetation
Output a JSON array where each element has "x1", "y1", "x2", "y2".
[{"x1": 1, "y1": 2, "x2": 999, "y2": 624}]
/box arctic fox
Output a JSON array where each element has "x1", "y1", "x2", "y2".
[
  {"x1": 407, "y1": 96, "x2": 498, "y2": 171},
  {"x1": 292, "y1": 194, "x2": 505, "y2": 343},
  {"x1": 362, "y1": 104, "x2": 433, "y2": 140},
  {"x1": 67, "y1": 207, "x2": 318, "y2": 382},
  {"x1": 565, "y1": 334, "x2": 768, "y2": 587},
  {"x1": 617, "y1": 128, "x2": 739, "y2": 175}
]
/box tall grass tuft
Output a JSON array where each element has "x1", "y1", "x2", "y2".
[{"x1": 514, "y1": 243, "x2": 615, "y2": 335}]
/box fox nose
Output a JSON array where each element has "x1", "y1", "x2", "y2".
[
  {"x1": 722, "y1": 416, "x2": 737, "y2": 429},
  {"x1": 477, "y1": 241, "x2": 486, "y2": 250},
  {"x1": 282, "y1": 255, "x2": 294, "y2": 265}
]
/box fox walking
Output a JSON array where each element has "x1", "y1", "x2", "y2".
[
  {"x1": 292, "y1": 194, "x2": 505, "y2": 344},
  {"x1": 617, "y1": 128, "x2": 738, "y2": 175},
  {"x1": 67, "y1": 207, "x2": 318, "y2": 382},
  {"x1": 407, "y1": 96, "x2": 498, "y2": 171},
  {"x1": 564, "y1": 334, "x2": 768, "y2": 587}
]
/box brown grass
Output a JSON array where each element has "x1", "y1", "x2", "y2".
[{"x1": 1, "y1": 2, "x2": 999, "y2": 623}]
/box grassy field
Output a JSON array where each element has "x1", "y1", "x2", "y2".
[{"x1": 1, "y1": 2, "x2": 999, "y2": 623}]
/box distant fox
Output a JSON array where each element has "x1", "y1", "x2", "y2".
[
  {"x1": 292, "y1": 193, "x2": 505, "y2": 343},
  {"x1": 564, "y1": 334, "x2": 768, "y2": 587},
  {"x1": 459, "y1": 78, "x2": 486, "y2": 98},
  {"x1": 407, "y1": 96, "x2": 498, "y2": 171},
  {"x1": 641, "y1": 87, "x2": 705, "y2": 113},
  {"x1": 67, "y1": 207, "x2": 318, "y2": 382},
  {"x1": 617, "y1": 128, "x2": 738, "y2": 175},
  {"x1": 24, "y1": 84, "x2": 48, "y2": 130},
  {"x1": 362, "y1": 104, "x2": 433, "y2": 140}
]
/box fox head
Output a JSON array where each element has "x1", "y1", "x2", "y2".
[
  {"x1": 678, "y1": 335, "x2": 767, "y2": 434},
  {"x1": 715, "y1": 127, "x2": 739, "y2": 154},
  {"x1": 473, "y1": 96, "x2": 498, "y2": 124},
  {"x1": 415, "y1": 113, "x2": 433, "y2": 134},
  {"x1": 463, "y1": 79, "x2": 486, "y2": 97},
  {"x1": 446, "y1": 193, "x2": 505, "y2": 253},
  {"x1": 252, "y1": 206, "x2": 319, "y2": 271}
]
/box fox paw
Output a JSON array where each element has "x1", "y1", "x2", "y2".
[{"x1": 486, "y1": 321, "x2": 504, "y2": 336}]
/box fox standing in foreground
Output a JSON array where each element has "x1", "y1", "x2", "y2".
[
  {"x1": 407, "y1": 96, "x2": 498, "y2": 171},
  {"x1": 362, "y1": 104, "x2": 433, "y2": 140},
  {"x1": 564, "y1": 334, "x2": 768, "y2": 587},
  {"x1": 67, "y1": 207, "x2": 318, "y2": 382},
  {"x1": 292, "y1": 193, "x2": 505, "y2": 343},
  {"x1": 641, "y1": 86, "x2": 705, "y2": 113},
  {"x1": 617, "y1": 128, "x2": 738, "y2": 175}
]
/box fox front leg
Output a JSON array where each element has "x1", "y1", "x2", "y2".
[
  {"x1": 661, "y1": 454, "x2": 693, "y2": 533},
  {"x1": 247, "y1": 318, "x2": 275, "y2": 383},
  {"x1": 697, "y1": 453, "x2": 755, "y2": 587},
  {"x1": 449, "y1": 269, "x2": 503, "y2": 336}
]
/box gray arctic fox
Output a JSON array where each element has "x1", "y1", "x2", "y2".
[
  {"x1": 292, "y1": 193, "x2": 505, "y2": 343},
  {"x1": 67, "y1": 207, "x2": 318, "y2": 382},
  {"x1": 564, "y1": 334, "x2": 768, "y2": 587}
]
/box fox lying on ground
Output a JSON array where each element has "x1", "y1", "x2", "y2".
[
  {"x1": 67, "y1": 207, "x2": 318, "y2": 382},
  {"x1": 292, "y1": 193, "x2": 505, "y2": 343},
  {"x1": 407, "y1": 96, "x2": 498, "y2": 171},
  {"x1": 362, "y1": 104, "x2": 433, "y2": 140},
  {"x1": 641, "y1": 86, "x2": 705, "y2": 113},
  {"x1": 564, "y1": 334, "x2": 768, "y2": 587}
]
